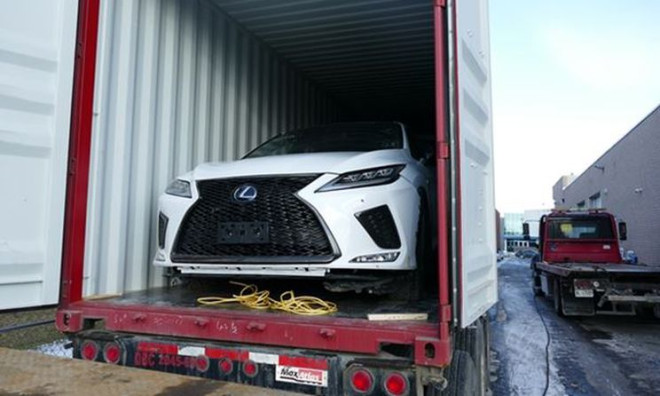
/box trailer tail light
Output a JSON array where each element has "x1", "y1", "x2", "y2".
[
  {"x1": 102, "y1": 342, "x2": 121, "y2": 364},
  {"x1": 196, "y1": 355, "x2": 210, "y2": 372},
  {"x1": 242, "y1": 360, "x2": 258, "y2": 378},
  {"x1": 383, "y1": 372, "x2": 409, "y2": 395},
  {"x1": 219, "y1": 358, "x2": 233, "y2": 374},
  {"x1": 349, "y1": 368, "x2": 375, "y2": 394},
  {"x1": 81, "y1": 340, "x2": 99, "y2": 361}
]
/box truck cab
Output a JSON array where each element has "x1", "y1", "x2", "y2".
[{"x1": 539, "y1": 210, "x2": 625, "y2": 264}]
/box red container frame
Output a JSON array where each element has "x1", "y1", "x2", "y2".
[{"x1": 56, "y1": 0, "x2": 454, "y2": 368}]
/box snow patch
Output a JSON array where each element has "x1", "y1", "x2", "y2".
[{"x1": 32, "y1": 339, "x2": 72, "y2": 358}]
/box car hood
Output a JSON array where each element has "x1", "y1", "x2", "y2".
[{"x1": 192, "y1": 150, "x2": 409, "y2": 180}]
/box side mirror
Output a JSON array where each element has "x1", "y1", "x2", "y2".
[
  {"x1": 522, "y1": 223, "x2": 530, "y2": 240},
  {"x1": 618, "y1": 222, "x2": 627, "y2": 241}
]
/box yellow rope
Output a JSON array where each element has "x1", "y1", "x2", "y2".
[{"x1": 196, "y1": 282, "x2": 338, "y2": 316}]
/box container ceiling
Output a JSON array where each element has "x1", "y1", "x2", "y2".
[{"x1": 213, "y1": 0, "x2": 435, "y2": 131}]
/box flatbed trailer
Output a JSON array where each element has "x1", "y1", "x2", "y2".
[{"x1": 534, "y1": 261, "x2": 660, "y2": 316}]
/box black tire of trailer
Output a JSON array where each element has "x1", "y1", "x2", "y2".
[
  {"x1": 532, "y1": 271, "x2": 544, "y2": 296},
  {"x1": 428, "y1": 350, "x2": 478, "y2": 396},
  {"x1": 457, "y1": 317, "x2": 489, "y2": 395},
  {"x1": 553, "y1": 278, "x2": 565, "y2": 317}
]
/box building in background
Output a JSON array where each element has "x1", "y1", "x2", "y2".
[
  {"x1": 495, "y1": 210, "x2": 504, "y2": 252},
  {"x1": 553, "y1": 105, "x2": 660, "y2": 265},
  {"x1": 503, "y1": 212, "x2": 525, "y2": 251},
  {"x1": 522, "y1": 209, "x2": 552, "y2": 244},
  {"x1": 502, "y1": 210, "x2": 551, "y2": 252}
]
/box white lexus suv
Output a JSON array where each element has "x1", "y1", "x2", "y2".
[{"x1": 154, "y1": 122, "x2": 434, "y2": 295}]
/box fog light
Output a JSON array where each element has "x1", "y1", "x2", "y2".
[{"x1": 350, "y1": 252, "x2": 400, "y2": 263}]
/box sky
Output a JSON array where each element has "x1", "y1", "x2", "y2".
[{"x1": 489, "y1": 0, "x2": 660, "y2": 213}]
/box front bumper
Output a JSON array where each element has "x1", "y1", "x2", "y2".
[{"x1": 154, "y1": 173, "x2": 421, "y2": 276}]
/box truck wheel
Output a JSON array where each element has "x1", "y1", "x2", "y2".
[
  {"x1": 532, "y1": 272, "x2": 544, "y2": 296},
  {"x1": 433, "y1": 350, "x2": 478, "y2": 396},
  {"x1": 453, "y1": 318, "x2": 488, "y2": 396},
  {"x1": 553, "y1": 279, "x2": 564, "y2": 317}
]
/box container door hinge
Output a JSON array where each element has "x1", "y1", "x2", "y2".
[{"x1": 437, "y1": 142, "x2": 450, "y2": 160}]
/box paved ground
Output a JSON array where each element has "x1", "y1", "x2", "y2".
[{"x1": 490, "y1": 257, "x2": 660, "y2": 396}]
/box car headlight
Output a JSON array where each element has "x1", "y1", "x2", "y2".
[
  {"x1": 165, "y1": 179, "x2": 192, "y2": 198},
  {"x1": 317, "y1": 165, "x2": 405, "y2": 192}
]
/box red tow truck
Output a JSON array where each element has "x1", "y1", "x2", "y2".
[{"x1": 531, "y1": 210, "x2": 660, "y2": 317}]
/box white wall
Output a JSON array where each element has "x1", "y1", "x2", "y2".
[
  {"x1": 0, "y1": 0, "x2": 78, "y2": 309},
  {"x1": 84, "y1": 0, "x2": 341, "y2": 296}
]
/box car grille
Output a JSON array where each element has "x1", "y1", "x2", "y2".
[
  {"x1": 355, "y1": 205, "x2": 401, "y2": 249},
  {"x1": 172, "y1": 175, "x2": 336, "y2": 263}
]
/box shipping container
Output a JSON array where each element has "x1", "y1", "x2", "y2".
[{"x1": 2, "y1": 0, "x2": 496, "y2": 394}]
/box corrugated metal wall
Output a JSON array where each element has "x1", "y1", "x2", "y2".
[
  {"x1": 84, "y1": 0, "x2": 341, "y2": 296},
  {"x1": 0, "y1": 0, "x2": 78, "y2": 309}
]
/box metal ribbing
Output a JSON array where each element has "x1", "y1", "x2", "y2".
[{"x1": 84, "y1": 0, "x2": 340, "y2": 295}]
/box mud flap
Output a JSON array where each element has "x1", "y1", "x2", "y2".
[{"x1": 560, "y1": 288, "x2": 595, "y2": 316}]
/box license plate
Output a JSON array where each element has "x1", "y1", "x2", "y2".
[
  {"x1": 574, "y1": 289, "x2": 594, "y2": 298},
  {"x1": 218, "y1": 222, "x2": 269, "y2": 244}
]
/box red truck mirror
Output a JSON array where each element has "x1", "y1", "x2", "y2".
[{"x1": 618, "y1": 222, "x2": 628, "y2": 241}]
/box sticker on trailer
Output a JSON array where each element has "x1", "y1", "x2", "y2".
[
  {"x1": 177, "y1": 346, "x2": 205, "y2": 357},
  {"x1": 276, "y1": 365, "x2": 328, "y2": 387},
  {"x1": 249, "y1": 352, "x2": 279, "y2": 365}
]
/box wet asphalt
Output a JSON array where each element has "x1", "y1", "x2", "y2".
[{"x1": 489, "y1": 257, "x2": 660, "y2": 396}]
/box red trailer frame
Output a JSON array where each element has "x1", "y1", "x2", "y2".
[{"x1": 56, "y1": 0, "x2": 454, "y2": 368}]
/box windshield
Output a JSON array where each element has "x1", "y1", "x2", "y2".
[
  {"x1": 547, "y1": 216, "x2": 614, "y2": 240},
  {"x1": 245, "y1": 123, "x2": 404, "y2": 158}
]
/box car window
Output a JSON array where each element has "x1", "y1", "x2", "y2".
[
  {"x1": 245, "y1": 123, "x2": 403, "y2": 158},
  {"x1": 547, "y1": 216, "x2": 614, "y2": 239}
]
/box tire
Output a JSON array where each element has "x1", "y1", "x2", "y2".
[
  {"x1": 453, "y1": 318, "x2": 488, "y2": 396},
  {"x1": 431, "y1": 350, "x2": 477, "y2": 396},
  {"x1": 532, "y1": 271, "x2": 544, "y2": 296},
  {"x1": 553, "y1": 278, "x2": 564, "y2": 316}
]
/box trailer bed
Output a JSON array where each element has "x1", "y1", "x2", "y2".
[
  {"x1": 101, "y1": 279, "x2": 438, "y2": 322},
  {"x1": 57, "y1": 279, "x2": 449, "y2": 367},
  {"x1": 536, "y1": 262, "x2": 660, "y2": 277}
]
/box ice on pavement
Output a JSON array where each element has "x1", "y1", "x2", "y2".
[
  {"x1": 490, "y1": 257, "x2": 567, "y2": 396},
  {"x1": 32, "y1": 339, "x2": 72, "y2": 358}
]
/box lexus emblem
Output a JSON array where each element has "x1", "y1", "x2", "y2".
[{"x1": 233, "y1": 184, "x2": 258, "y2": 202}]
